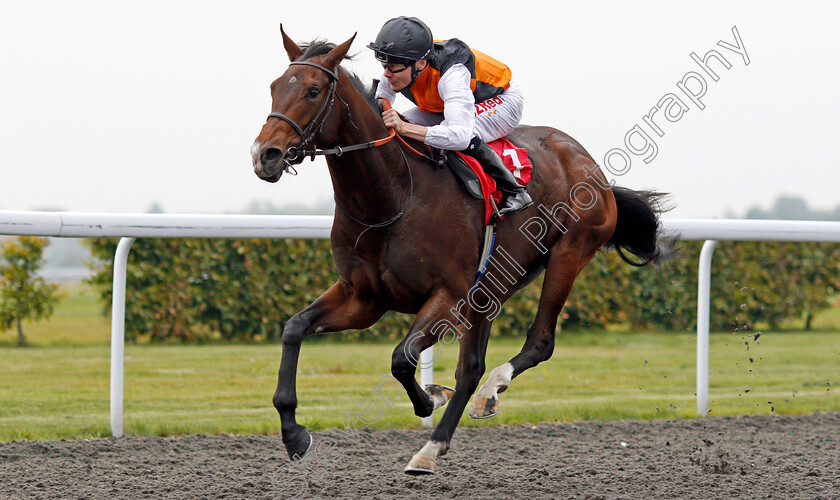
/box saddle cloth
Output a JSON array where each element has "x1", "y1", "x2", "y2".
[{"x1": 448, "y1": 138, "x2": 533, "y2": 225}]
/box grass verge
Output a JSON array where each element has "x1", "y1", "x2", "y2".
[{"x1": 1, "y1": 330, "x2": 838, "y2": 441}]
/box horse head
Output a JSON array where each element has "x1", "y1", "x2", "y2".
[{"x1": 251, "y1": 26, "x2": 356, "y2": 182}]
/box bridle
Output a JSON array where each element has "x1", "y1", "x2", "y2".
[
  {"x1": 266, "y1": 61, "x2": 340, "y2": 167},
  {"x1": 265, "y1": 60, "x2": 438, "y2": 169},
  {"x1": 265, "y1": 59, "x2": 429, "y2": 247}
]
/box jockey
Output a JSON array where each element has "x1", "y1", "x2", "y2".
[{"x1": 367, "y1": 16, "x2": 533, "y2": 217}]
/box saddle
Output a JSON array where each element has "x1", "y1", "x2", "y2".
[
  {"x1": 443, "y1": 138, "x2": 533, "y2": 226},
  {"x1": 444, "y1": 150, "x2": 485, "y2": 200}
]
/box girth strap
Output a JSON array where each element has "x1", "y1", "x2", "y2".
[{"x1": 473, "y1": 222, "x2": 498, "y2": 286}]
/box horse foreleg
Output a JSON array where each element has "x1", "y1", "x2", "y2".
[
  {"x1": 405, "y1": 319, "x2": 492, "y2": 474},
  {"x1": 470, "y1": 247, "x2": 595, "y2": 419},
  {"x1": 274, "y1": 280, "x2": 385, "y2": 461},
  {"x1": 389, "y1": 291, "x2": 463, "y2": 419}
]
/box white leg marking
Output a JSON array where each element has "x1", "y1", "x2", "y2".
[
  {"x1": 405, "y1": 440, "x2": 447, "y2": 474},
  {"x1": 419, "y1": 440, "x2": 447, "y2": 457},
  {"x1": 475, "y1": 362, "x2": 513, "y2": 400}
]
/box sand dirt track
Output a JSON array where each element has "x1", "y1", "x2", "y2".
[{"x1": 1, "y1": 413, "x2": 838, "y2": 499}]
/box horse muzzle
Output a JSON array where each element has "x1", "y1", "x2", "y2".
[{"x1": 252, "y1": 143, "x2": 288, "y2": 183}]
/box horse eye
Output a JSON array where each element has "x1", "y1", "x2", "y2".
[{"x1": 308, "y1": 86, "x2": 321, "y2": 99}]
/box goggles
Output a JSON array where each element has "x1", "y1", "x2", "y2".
[{"x1": 381, "y1": 62, "x2": 414, "y2": 74}]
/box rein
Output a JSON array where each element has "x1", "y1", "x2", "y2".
[
  {"x1": 335, "y1": 98, "x2": 415, "y2": 249},
  {"x1": 337, "y1": 144, "x2": 414, "y2": 249}
]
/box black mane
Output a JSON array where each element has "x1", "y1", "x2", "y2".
[
  {"x1": 298, "y1": 40, "x2": 378, "y2": 112},
  {"x1": 299, "y1": 39, "x2": 338, "y2": 60}
]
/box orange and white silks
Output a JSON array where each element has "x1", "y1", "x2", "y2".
[{"x1": 402, "y1": 39, "x2": 512, "y2": 114}]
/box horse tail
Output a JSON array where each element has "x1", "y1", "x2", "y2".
[{"x1": 605, "y1": 186, "x2": 677, "y2": 266}]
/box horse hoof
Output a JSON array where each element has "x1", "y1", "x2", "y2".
[
  {"x1": 424, "y1": 384, "x2": 455, "y2": 410},
  {"x1": 468, "y1": 396, "x2": 500, "y2": 419},
  {"x1": 283, "y1": 427, "x2": 313, "y2": 461},
  {"x1": 404, "y1": 455, "x2": 436, "y2": 475}
]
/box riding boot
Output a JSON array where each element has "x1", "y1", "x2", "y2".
[{"x1": 461, "y1": 136, "x2": 533, "y2": 216}]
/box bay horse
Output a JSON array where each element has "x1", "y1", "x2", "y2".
[{"x1": 251, "y1": 28, "x2": 671, "y2": 474}]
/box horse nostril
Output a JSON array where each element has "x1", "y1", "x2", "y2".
[{"x1": 260, "y1": 147, "x2": 283, "y2": 166}]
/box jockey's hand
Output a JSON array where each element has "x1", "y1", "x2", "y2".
[
  {"x1": 381, "y1": 108, "x2": 428, "y2": 143},
  {"x1": 382, "y1": 108, "x2": 406, "y2": 134}
]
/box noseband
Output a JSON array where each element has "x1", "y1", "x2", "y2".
[{"x1": 266, "y1": 61, "x2": 339, "y2": 167}]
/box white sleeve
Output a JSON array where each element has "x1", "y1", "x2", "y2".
[
  {"x1": 374, "y1": 71, "x2": 397, "y2": 107},
  {"x1": 423, "y1": 64, "x2": 475, "y2": 151}
]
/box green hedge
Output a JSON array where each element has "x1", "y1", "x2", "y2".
[
  {"x1": 86, "y1": 238, "x2": 412, "y2": 342},
  {"x1": 86, "y1": 238, "x2": 840, "y2": 342},
  {"x1": 563, "y1": 241, "x2": 840, "y2": 331}
]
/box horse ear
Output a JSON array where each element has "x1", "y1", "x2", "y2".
[
  {"x1": 323, "y1": 33, "x2": 357, "y2": 69},
  {"x1": 280, "y1": 24, "x2": 303, "y2": 62}
]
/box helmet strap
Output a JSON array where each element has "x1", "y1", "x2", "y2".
[{"x1": 406, "y1": 60, "x2": 425, "y2": 89}]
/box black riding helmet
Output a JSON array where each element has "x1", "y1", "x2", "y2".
[{"x1": 367, "y1": 16, "x2": 433, "y2": 65}]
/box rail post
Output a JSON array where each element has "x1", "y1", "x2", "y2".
[
  {"x1": 420, "y1": 347, "x2": 434, "y2": 428},
  {"x1": 110, "y1": 237, "x2": 135, "y2": 438},
  {"x1": 696, "y1": 239, "x2": 718, "y2": 416}
]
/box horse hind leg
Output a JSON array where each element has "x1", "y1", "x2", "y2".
[
  {"x1": 468, "y1": 362, "x2": 510, "y2": 419},
  {"x1": 469, "y1": 246, "x2": 597, "y2": 419}
]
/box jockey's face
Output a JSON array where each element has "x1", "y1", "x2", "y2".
[{"x1": 383, "y1": 59, "x2": 427, "y2": 91}]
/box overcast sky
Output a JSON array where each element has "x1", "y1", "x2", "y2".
[{"x1": 1, "y1": 1, "x2": 838, "y2": 218}]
